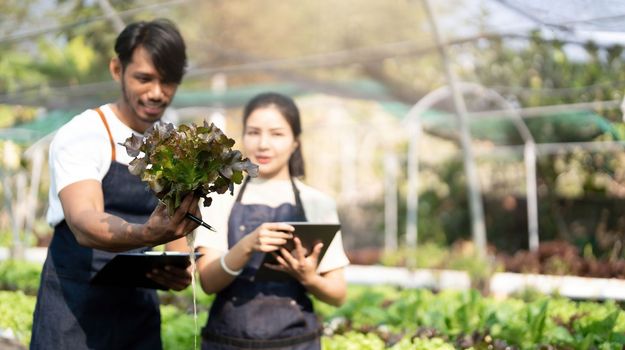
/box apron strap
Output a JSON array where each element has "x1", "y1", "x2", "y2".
[
  {"x1": 235, "y1": 176, "x2": 307, "y2": 220},
  {"x1": 94, "y1": 107, "x2": 116, "y2": 162},
  {"x1": 290, "y1": 177, "x2": 307, "y2": 220},
  {"x1": 234, "y1": 176, "x2": 251, "y2": 202}
]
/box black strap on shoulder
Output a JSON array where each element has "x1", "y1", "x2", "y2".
[
  {"x1": 234, "y1": 176, "x2": 251, "y2": 202},
  {"x1": 235, "y1": 177, "x2": 307, "y2": 220},
  {"x1": 290, "y1": 177, "x2": 307, "y2": 220}
]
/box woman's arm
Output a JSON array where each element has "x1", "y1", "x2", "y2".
[
  {"x1": 197, "y1": 222, "x2": 294, "y2": 294},
  {"x1": 301, "y1": 268, "x2": 346, "y2": 306},
  {"x1": 164, "y1": 237, "x2": 190, "y2": 252},
  {"x1": 196, "y1": 247, "x2": 231, "y2": 294}
]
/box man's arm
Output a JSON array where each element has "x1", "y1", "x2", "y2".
[{"x1": 60, "y1": 179, "x2": 200, "y2": 252}]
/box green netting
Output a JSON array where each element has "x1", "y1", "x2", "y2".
[
  {"x1": 417, "y1": 109, "x2": 622, "y2": 144},
  {"x1": 0, "y1": 109, "x2": 77, "y2": 144},
  {"x1": 0, "y1": 80, "x2": 389, "y2": 144},
  {"x1": 1, "y1": 81, "x2": 621, "y2": 146}
]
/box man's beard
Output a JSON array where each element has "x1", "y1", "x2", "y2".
[{"x1": 120, "y1": 76, "x2": 164, "y2": 123}]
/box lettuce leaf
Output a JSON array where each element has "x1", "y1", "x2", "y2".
[{"x1": 121, "y1": 120, "x2": 258, "y2": 215}]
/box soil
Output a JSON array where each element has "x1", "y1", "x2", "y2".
[{"x1": 0, "y1": 337, "x2": 25, "y2": 350}]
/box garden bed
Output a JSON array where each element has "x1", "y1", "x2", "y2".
[{"x1": 2, "y1": 259, "x2": 625, "y2": 349}]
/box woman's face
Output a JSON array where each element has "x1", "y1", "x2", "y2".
[{"x1": 243, "y1": 106, "x2": 298, "y2": 180}]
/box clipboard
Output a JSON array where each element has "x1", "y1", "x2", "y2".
[
  {"x1": 90, "y1": 251, "x2": 202, "y2": 290},
  {"x1": 255, "y1": 222, "x2": 340, "y2": 281}
]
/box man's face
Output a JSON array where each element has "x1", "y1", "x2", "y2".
[{"x1": 112, "y1": 46, "x2": 178, "y2": 131}]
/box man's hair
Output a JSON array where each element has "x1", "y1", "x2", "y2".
[{"x1": 114, "y1": 18, "x2": 187, "y2": 84}]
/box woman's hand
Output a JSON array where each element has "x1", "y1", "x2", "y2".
[
  {"x1": 266, "y1": 236, "x2": 323, "y2": 284},
  {"x1": 242, "y1": 222, "x2": 294, "y2": 255}
]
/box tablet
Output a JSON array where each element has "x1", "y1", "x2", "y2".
[
  {"x1": 90, "y1": 251, "x2": 203, "y2": 290},
  {"x1": 255, "y1": 222, "x2": 340, "y2": 281}
]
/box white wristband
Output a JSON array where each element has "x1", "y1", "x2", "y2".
[{"x1": 220, "y1": 254, "x2": 242, "y2": 276}]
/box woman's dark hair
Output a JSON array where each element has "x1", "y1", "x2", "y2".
[
  {"x1": 114, "y1": 18, "x2": 187, "y2": 84},
  {"x1": 243, "y1": 92, "x2": 305, "y2": 178}
]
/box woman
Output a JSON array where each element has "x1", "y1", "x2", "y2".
[{"x1": 195, "y1": 92, "x2": 349, "y2": 350}]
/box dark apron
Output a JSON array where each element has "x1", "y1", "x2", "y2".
[
  {"x1": 202, "y1": 178, "x2": 322, "y2": 350},
  {"x1": 30, "y1": 109, "x2": 161, "y2": 350}
]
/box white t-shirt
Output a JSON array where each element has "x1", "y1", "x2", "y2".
[
  {"x1": 46, "y1": 104, "x2": 141, "y2": 227},
  {"x1": 194, "y1": 178, "x2": 350, "y2": 274}
]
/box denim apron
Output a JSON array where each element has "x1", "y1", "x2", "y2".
[
  {"x1": 30, "y1": 108, "x2": 161, "y2": 350},
  {"x1": 201, "y1": 178, "x2": 322, "y2": 350}
]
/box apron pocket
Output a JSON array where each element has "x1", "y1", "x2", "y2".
[{"x1": 219, "y1": 295, "x2": 308, "y2": 339}]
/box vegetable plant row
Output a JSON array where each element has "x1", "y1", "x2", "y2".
[
  {"x1": 3, "y1": 283, "x2": 624, "y2": 350},
  {"x1": 314, "y1": 286, "x2": 625, "y2": 350}
]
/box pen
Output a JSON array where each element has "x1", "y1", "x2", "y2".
[{"x1": 185, "y1": 213, "x2": 216, "y2": 232}]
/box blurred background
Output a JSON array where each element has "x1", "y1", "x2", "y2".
[{"x1": 3, "y1": 0, "x2": 625, "y2": 278}]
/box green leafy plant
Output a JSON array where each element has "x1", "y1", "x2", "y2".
[
  {"x1": 161, "y1": 304, "x2": 208, "y2": 350},
  {"x1": 0, "y1": 290, "x2": 36, "y2": 346},
  {"x1": 0, "y1": 259, "x2": 42, "y2": 295},
  {"x1": 121, "y1": 121, "x2": 258, "y2": 214}
]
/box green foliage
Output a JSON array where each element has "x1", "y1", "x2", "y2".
[
  {"x1": 0, "y1": 229, "x2": 39, "y2": 250},
  {"x1": 0, "y1": 230, "x2": 12, "y2": 247},
  {"x1": 0, "y1": 290, "x2": 35, "y2": 346},
  {"x1": 451, "y1": 30, "x2": 625, "y2": 256},
  {"x1": 0, "y1": 33, "x2": 100, "y2": 95},
  {"x1": 322, "y1": 332, "x2": 386, "y2": 350},
  {"x1": 0, "y1": 105, "x2": 39, "y2": 129},
  {"x1": 380, "y1": 243, "x2": 448, "y2": 269},
  {"x1": 159, "y1": 284, "x2": 215, "y2": 313},
  {"x1": 320, "y1": 285, "x2": 401, "y2": 329},
  {"x1": 394, "y1": 336, "x2": 456, "y2": 350},
  {"x1": 322, "y1": 331, "x2": 457, "y2": 350},
  {"x1": 0, "y1": 259, "x2": 41, "y2": 295},
  {"x1": 380, "y1": 242, "x2": 503, "y2": 288},
  {"x1": 34, "y1": 35, "x2": 97, "y2": 81},
  {"x1": 0, "y1": 50, "x2": 46, "y2": 93},
  {"x1": 160, "y1": 304, "x2": 207, "y2": 350},
  {"x1": 1, "y1": 277, "x2": 625, "y2": 350},
  {"x1": 122, "y1": 121, "x2": 258, "y2": 215},
  {"x1": 0, "y1": 0, "x2": 131, "y2": 95},
  {"x1": 317, "y1": 286, "x2": 625, "y2": 350},
  {"x1": 418, "y1": 159, "x2": 470, "y2": 245},
  {"x1": 467, "y1": 31, "x2": 625, "y2": 110},
  {"x1": 445, "y1": 251, "x2": 502, "y2": 290}
]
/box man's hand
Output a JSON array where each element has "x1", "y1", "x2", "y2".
[
  {"x1": 60, "y1": 180, "x2": 202, "y2": 251},
  {"x1": 142, "y1": 193, "x2": 201, "y2": 246},
  {"x1": 147, "y1": 264, "x2": 193, "y2": 291}
]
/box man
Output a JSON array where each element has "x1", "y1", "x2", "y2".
[{"x1": 31, "y1": 19, "x2": 199, "y2": 349}]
